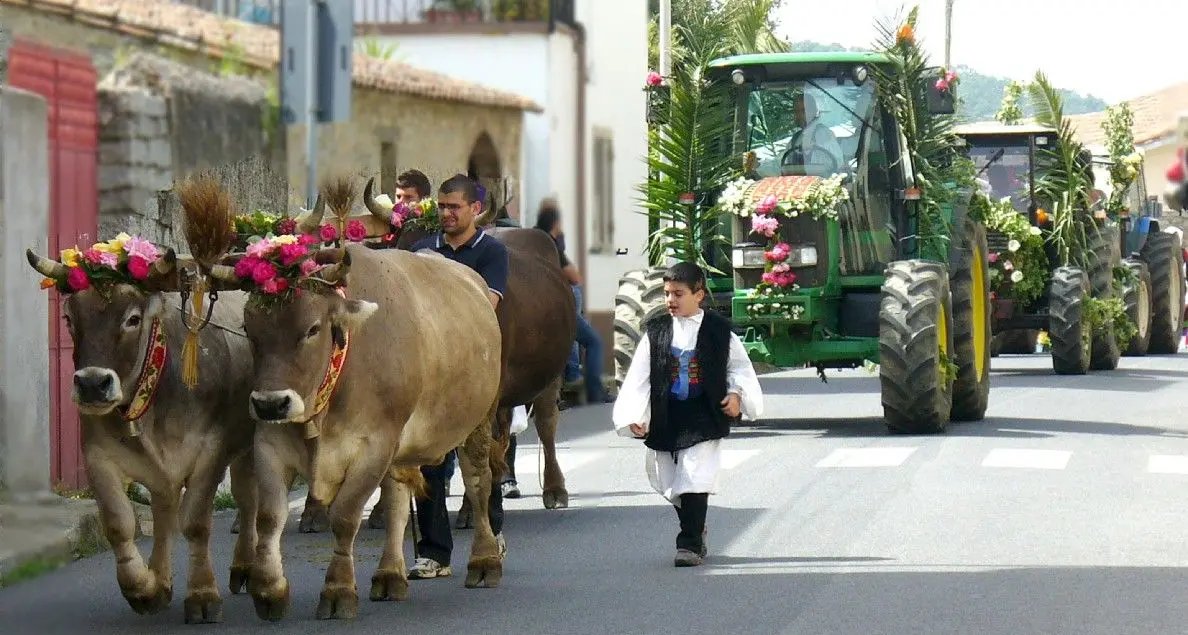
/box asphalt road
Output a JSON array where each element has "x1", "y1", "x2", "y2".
[{"x1": 6, "y1": 353, "x2": 1188, "y2": 635}]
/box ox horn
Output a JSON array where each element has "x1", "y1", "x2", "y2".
[
  {"x1": 474, "y1": 184, "x2": 499, "y2": 228},
  {"x1": 363, "y1": 177, "x2": 392, "y2": 222},
  {"x1": 295, "y1": 193, "x2": 327, "y2": 234},
  {"x1": 209, "y1": 264, "x2": 241, "y2": 283},
  {"x1": 26, "y1": 249, "x2": 68, "y2": 279},
  {"x1": 317, "y1": 248, "x2": 353, "y2": 285},
  {"x1": 152, "y1": 248, "x2": 178, "y2": 276}
]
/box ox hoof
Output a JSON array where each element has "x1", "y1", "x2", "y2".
[
  {"x1": 123, "y1": 582, "x2": 174, "y2": 616},
  {"x1": 183, "y1": 591, "x2": 224, "y2": 624},
  {"x1": 230, "y1": 512, "x2": 241, "y2": 535},
  {"x1": 464, "y1": 556, "x2": 503, "y2": 589},
  {"x1": 249, "y1": 580, "x2": 291, "y2": 622},
  {"x1": 542, "y1": 489, "x2": 570, "y2": 510},
  {"x1": 454, "y1": 500, "x2": 474, "y2": 530},
  {"x1": 228, "y1": 566, "x2": 251, "y2": 595},
  {"x1": 316, "y1": 586, "x2": 360, "y2": 620},
  {"x1": 299, "y1": 508, "x2": 330, "y2": 534},
  {"x1": 366, "y1": 505, "x2": 387, "y2": 530},
  {"x1": 369, "y1": 570, "x2": 410, "y2": 602}
]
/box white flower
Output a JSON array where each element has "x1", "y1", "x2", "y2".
[
  {"x1": 1029, "y1": 226, "x2": 1042, "y2": 236},
  {"x1": 1003, "y1": 260, "x2": 1013, "y2": 271},
  {"x1": 1007, "y1": 239, "x2": 1021, "y2": 252},
  {"x1": 1010, "y1": 270, "x2": 1024, "y2": 283}
]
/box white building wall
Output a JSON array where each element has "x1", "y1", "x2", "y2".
[
  {"x1": 576, "y1": 0, "x2": 650, "y2": 313},
  {"x1": 546, "y1": 32, "x2": 580, "y2": 237},
  {"x1": 370, "y1": 33, "x2": 549, "y2": 222}
]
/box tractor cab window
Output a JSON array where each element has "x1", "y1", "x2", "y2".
[
  {"x1": 968, "y1": 144, "x2": 1031, "y2": 213},
  {"x1": 746, "y1": 80, "x2": 875, "y2": 179}
]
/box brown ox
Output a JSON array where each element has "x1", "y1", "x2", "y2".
[
  {"x1": 24, "y1": 250, "x2": 258, "y2": 624},
  {"x1": 203, "y1": 243, "x2": 504, "y2": 622}
]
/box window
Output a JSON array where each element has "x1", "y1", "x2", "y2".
[
  {"x1": 379, "y1": 140, "x2": 397, "y2": 196},
  {"x1": 591, "y1": 132, "x2": 615, "y2": 253}
]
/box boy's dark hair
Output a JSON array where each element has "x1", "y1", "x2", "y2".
[
  {"x1": 396, "y1": 169, "x2": 431, "y2": 198},
  {"x1": 439, "y1": 174, "x2": 481, "y2": 203},
  {"x1": 535, "y1": 199, "x2": 560, "y2": 232},
  {"x1": 663, "y1": 262, "x2": 707, "y2": 294}
]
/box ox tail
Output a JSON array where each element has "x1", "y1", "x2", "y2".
[
  {"x1": 392, "y1": 466, "x2": 429, "y2": 500},
  {"x1": 488, "y1": 405, "x2": 511, "y2": 483}
]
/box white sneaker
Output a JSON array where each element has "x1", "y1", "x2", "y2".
[
  {"x1": 408, "y1": 557, "x2": 451, "y2": 580},
  {"x1": 496, "y1": 532, "x2": 507, "y2": 560}
]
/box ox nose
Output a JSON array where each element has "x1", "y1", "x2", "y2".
[
  {"x1": 250, "y1": 393, "x2": 293, "y2": 421},
  {"x1": 73, "y1": 370, "x2": 116, "y2": 403}
]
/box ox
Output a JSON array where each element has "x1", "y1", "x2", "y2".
[
  {"x1": 24, "y1": 249, "x2": 258, "y2": 624},
  {"x1": 201, "y1": 240, "x2": 505, "y2": 621}
]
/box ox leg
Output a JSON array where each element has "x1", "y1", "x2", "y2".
[
  {"x1": 178, "y1": 457, "x2": 227, "y2": 624},
  {"x1": 457, "y1": 419, "x2": 501, "y2": 588},
  {"x1": 228, "y1": 453, "x2": 259, "y2": 595},
  {"x1": 535, "y1": 376, "x2": 569, "y2": 509},
  {"x1": 315, "y1": 456, "x2": 389, "y2": 620},
  {"x1": 369, "y1": 473, "x2": 412, "y2": 602},
  {"x1": 299, "y1": 436, "x2": 331, "y2": 533},
  {"x1": 367, "y1": 483, "x2": 389, "y2": 530},
  {"x1": 249, "y1": 433, "x2": 298, "y2": 622},
  {"x1": 87, "y1": 456, "x2": 174, "y2": 615}
]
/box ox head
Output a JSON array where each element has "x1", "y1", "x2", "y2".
[
  {"x1": 207, "y1": 248, "x2": 377, "y2": 423},
  {"x1": 26, "y1": 248, "x2": 179, "y2": 415}
]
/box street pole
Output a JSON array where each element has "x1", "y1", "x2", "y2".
[
  {"x1": 659, "y1": 0, "x2": 671, "y2": 80},
  {"x1": 944, "y1": 0, "x2": 954, "y2": 67},
  {"x1": 305, "y1": 0, "x2": 319, "y2": 206}
]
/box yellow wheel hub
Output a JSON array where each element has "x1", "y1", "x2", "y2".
[
  {"x1": 971, "y1": 248, "x2": 988, "y2": 380},
  {"x1": 938, "y1": 302, "x2": 949, "y2": 357}
]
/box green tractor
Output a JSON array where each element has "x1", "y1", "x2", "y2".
[
  {"x1": 615, "y1": 50, "x2": 993, "y2": 434},
  {"x1": 955, "y1": 121, "x2": 1185, "y2": 367}
]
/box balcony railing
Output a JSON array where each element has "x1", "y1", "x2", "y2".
[{"x1": 169, "y1": 0, "x2": 576, "y2": 28}]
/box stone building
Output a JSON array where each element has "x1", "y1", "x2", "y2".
[{"x1": 0, "y1": 0, "x2": 540, "y2": 216}]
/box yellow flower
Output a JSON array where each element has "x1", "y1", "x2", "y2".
[
  {"x1": 100, "y1": 232, "x2": 132, "y2": 254},
  {"x1": 59, "y1": 247, "x2": 82, "y2": 268},
  {"x1": 271, "y1": 234, "x2": 299, "y2": 245}
]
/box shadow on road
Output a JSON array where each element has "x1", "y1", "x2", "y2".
[{"x1": 736, "y1": 415, "x2": 1185, "y2": 440}]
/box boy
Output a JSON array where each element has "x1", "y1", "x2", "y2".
[{"x1": 612, "y1": 262, "x2": 764, "y2": 567}]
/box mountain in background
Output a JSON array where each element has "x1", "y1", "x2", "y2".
[{"x1": 788, "y1": 40, "x2": 1109, "y2": 121}]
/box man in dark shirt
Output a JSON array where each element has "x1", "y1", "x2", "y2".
[{"x1": 406, "y1": 174, "x2": 509, "y2": 580}]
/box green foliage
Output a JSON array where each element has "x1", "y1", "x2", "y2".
[
  {"x1": 980, "y1": 194, "x2": 1048, "y2": 309},
  {"x1": 1084, "y1": 295, "x2": 1135, "y2": 350},
  {"x1": 871, "y1": 6, "x2": 974, "y2": 259},
  {"x1": 1101, "y1": 103, "x2": 1142, "y2": 217},
  {"x1": 995, "y1": 80, "x2": 1025, "y2": 125},
  {"x1": 1027, "y1": 71, "x2": 1096, "y2": 269},
  {"x1": 356, "y1": 38, "x2": 400, "y2": 61}
]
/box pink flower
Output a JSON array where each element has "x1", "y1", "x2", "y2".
[
  {"x1": 772, "y1": 262, "x2": 791, "y2": 273},
  {"x1": 320, "y1": 224, "x2": 338, "y2": 242},
  {"x1": 67, "y1": 267, "x2": 90, "y2": 291},
  {"x1": 646, "y1": 71, "x2": 663, "y2": 87},
  {"x1": 251, "y1": 260, "x2": 277, "y2": 285},
  {"x1": 1002, "y1": 260, "x2": 1013, "y2": 271},
  {"x1": 278, "y1": 243, "x2": 308, "y2": 267},
  {"x1": 123, "y1": 236, "x2": 160, "y2": 263},
  {"x1": 245, "y1": 239, "x2": 275, "y2": 259},
  {"x1": 345, "y1": 220, "x2": 367, "y2": 242},
  {"x1": 298, "y1": 233, "x2": 319, "y2": 246},
  {"x1": 935, "y1": 78, "x2": 949, "y2": 92},
  {"x1": 234, "y1": 256, "x2": 262, "y2": 279},
  {"x1": 755, "y1": 195, "x2": 778, "y2": 214},
  {"x1": 988, "y1": 252, "x2": 999, "y2": 263},
  {"x1": 276, "y1": 217, "x2": 297, "y2": 235},
  {"x1": 391, "y1": 213, "x2": 405, "y2": 229},
  {"x1": 83, "y1": 248, "x2": 118, "y2": 268},
  {"x1": 299, "y1": 258, "x2": 322, "y2": 278},
  {"x1": 750, "y1": 214, "x2": 779, "y2": 238},
  {"x1": 761, "y1": 271, "x2": 777, "y2": 285},
  {"x1": 945, "y1": 70, "x2": 957, "y2": 83},
  {"x1": 126, "y1": 255, "x2": 150, "y2": 280},
  {"x1": 260, "y1": 277, "x2": 289, "y2": 295}
]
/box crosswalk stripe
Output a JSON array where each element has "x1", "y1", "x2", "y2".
[
  {"x1": 1148, "y1": 455, "x2": 1188, "y2": 474},
  {"x1": 720, "y1": 449, "x2": 762, "y2": 470},
  {"x1": 981, "y1": 449, "x2": 1072, "y2": 470},
  {"x1": 814, "y1": 447, "x2": 918, "y2": 468}
]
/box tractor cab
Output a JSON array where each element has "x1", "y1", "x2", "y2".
[{"x1": 953, "y1": 121, "x2": 1056, "y2": 222}]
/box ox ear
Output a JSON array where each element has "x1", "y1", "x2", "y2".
[{"x1": 331, "y1": 299, "x2": 379, "y2": 331}]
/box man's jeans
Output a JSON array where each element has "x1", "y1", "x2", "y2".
[{"x1": 564, "y1": 285, "x2": 606, "y2": 401}]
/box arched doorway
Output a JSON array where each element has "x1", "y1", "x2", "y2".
[{"x1": 467, "y1": 132, "x2": 508, "y2": 218}]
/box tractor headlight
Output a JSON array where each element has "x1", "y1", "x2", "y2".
[
  {"x1": 787, "y1": 245, "x2": 818, "y2": 266},
  {"x1": 732, "y1": 244, "x2": 767, "y2": 268}
]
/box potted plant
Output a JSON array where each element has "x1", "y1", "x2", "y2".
[{"x1": 424, "y1": 0, "x2": 483, "y2": 24}]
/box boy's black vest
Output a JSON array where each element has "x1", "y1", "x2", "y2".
[{"x1": 644, "y1": 309, "x2": 738, "y2": 454}]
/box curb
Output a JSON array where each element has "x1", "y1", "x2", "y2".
[{"x1": 0, "y1": 498, "x2": 109, "y2": 585}]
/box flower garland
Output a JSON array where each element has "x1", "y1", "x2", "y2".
[
  {"x1": 979, "y1": 194, "x2": 1048, "y2": 310},
  {"x1": 718, "y1": 172, "x2": 849, "y2": 301},
  {"x1": 234, "y1": 233, "x2": 334, "y2": 298},
  {"x1": 935, "y1": 67, "x2": 959, "y2": 94},
  {"x1": 39, "y1": 233, "x2": 165, "y2": 294}
]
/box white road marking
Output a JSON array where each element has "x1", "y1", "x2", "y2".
[
  {"x1": 510, "y1": 447, "x2": 604, "y2": 476},
  {"x1": 1148, "y1": 455, "x2": 1188, "y2": 474},
  {"x1": 814, "y1": 447, "x2": 918, "y2": 468},
  {"x1": 720, "y1": 449, "x2": 762, "y2": 470},
  {"x1": 981, "y1": 449, "x2": 1072, "y2": 470}
]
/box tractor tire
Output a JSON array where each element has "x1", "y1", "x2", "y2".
[
  {"x1": 613, "y1": 267, "x2": 667, "y2": 389},
  {"x1": 995, "y1": 330, "x2": 1039, "y2": 355},
  {"x1": 878, "y1": 260, "x2": 955, "y2": 435},
  {"x1": 1087, "y1": 224, "x2": 1121, "y2": 370},
  {"x1": 947, "y1": 218, "x2": 991, "y2": 422},
  {"x1": 1139, "y1": 231, "x2": 1186, "y2": 354},
  {"x1": 1121, "y1": 259, "x2": 1152, "y2": 356},
  {"x1": 1049, "y1": 266, "x2": 1092, "y2": 375}
]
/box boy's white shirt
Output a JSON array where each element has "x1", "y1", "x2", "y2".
[{"x1": 612, "y1": 309, "x2": 764, "y2": 437}]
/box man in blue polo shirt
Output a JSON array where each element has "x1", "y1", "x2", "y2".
[{"x1": 407, "y1": 174, "x2": 509, "y2": 581}]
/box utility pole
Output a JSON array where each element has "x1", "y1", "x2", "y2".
[
  {"x1": 659, "y1": 0, "x2": 671, "y2": 80},
  {"x1": 944, "y1": 0, "x2": 954, "y2": 67}
]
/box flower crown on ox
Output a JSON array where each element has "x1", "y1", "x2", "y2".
[{"x1": 27, "y1": 233, "x2": 177, "y2": 295}]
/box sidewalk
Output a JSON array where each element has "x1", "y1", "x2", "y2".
[{"x1": 0, "y1": 496, "x2": 109, "y2": 586}]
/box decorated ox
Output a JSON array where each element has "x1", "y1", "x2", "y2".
[
  {"x1": 350, "y1": 177, "x2": 576, "y2": 529},
  {"x1": 25, "y1": 230, "x2": 257, "y2": 624},
  {"x1": 192, "y1": 181, "x2": 506, "y2": 621}
]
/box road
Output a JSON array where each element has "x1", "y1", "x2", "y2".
[{"x1": 5, "y1": 353, "x2": 1188, "y2": 634}]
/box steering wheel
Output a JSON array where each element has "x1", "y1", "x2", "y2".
[{"x1": 780, "y1": 144, "x2": 841, "y2": 176}]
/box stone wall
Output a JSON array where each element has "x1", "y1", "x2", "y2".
[{"x1": 96, "y1": 52, "x2": 286, "y2": 249}]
